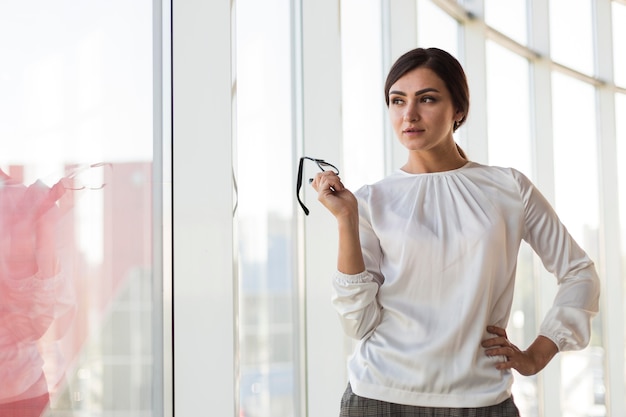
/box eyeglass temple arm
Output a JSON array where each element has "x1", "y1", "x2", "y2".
[{"x1": 296, "y1": 158, "x2": 310, "y2": 215}]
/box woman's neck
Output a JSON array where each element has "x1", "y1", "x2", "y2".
[{"x1": 402, "y1": 149, "x2": 467, "y2": 174}]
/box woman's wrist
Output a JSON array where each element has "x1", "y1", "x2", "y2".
[{"x1": 525, "y1": 335, "x2": 558, "y2": 373}]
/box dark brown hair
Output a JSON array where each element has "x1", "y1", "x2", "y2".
[{"x1": 384, "y1": 48, "x2": 470, "y2": 133}]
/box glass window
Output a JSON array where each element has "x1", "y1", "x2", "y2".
[
  {"x1": 551, "y1": 71, "x2": 605, "y2": 417},
  {"x1": 485, "y1": 41, "x2": 532, "y2": 175},
  {"x1": 417, "y1": 0, "x2": 459, "y2": 56},
  {"x1": 485, "y1": 0, "x2": 528, "y2": 45},
  {"x1": 340, "y1": 0, "x2": 385, "y2": 188},
  {"x1": 613, "y1": 2, "x2": 626, "y2": 87},
  {"x1": 235, "y1": 1, "x2": 299, "y2": 416},
  {"x1": 0, "y1": 2, "x2": 157, "y2": 416},
  {"x1": 549, "y1": 0, "x2": 594, "y2": 76},
  {"x1": 551, "y1": 73, "x2": 599, "y2": 245},
  {"x1": 485, "y1": 40, "x2": 537, "y2": 416}
]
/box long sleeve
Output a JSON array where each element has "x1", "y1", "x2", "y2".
[
  {"x1": 514, "y1": 170, "x2": 600, "y2": 351},
  {"x1": 331, "y1": 186, "x2": 384, "y2": 339}
]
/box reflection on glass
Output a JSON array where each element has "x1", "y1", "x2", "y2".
[
  {"x1": 485, "y1": 0, "x2": 527, "y2": 45},
  {"x1": 549, "y1": 0, "x2": 594, "y2": 75},
  {"x1": 613, "y1": 3, "x2": 626, "y2": 88},
  {"x1": 552, "y1": 71, "x2": 605, "y2": 417},
  {"x1": 0, "y1": 2, "x2": 156, "y2": 416},
  {"x1": 235, "y1": 0, "x2": 298, "y2": 416},
  {"x1": 0, "y1": 171, "x2": 75, "y2": 416},
  {"x1": 485, "y1": 40, "x2": 537, "y2": 417}
]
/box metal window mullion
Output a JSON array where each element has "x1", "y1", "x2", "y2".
[
  {"x1": 153, "y1": 0, "x2": 172, "y2": 416},
  {"x1": 291, "y1": 0, "x2": 308, "y2": 416},
  {"x1": 172, "y1": 1, "x2": 235, "y2": 416}
]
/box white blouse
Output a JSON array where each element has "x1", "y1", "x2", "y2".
[{"x1": 332, "y1": 161, "x2": 600, "y2": 408}]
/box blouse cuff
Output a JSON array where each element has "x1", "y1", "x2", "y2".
[
  {"x1": 333, "y1": 270, "x2": 373, "y2": 285},
  {"x1": 539, "y1": 306, "x2": 593, "y2": 352}
]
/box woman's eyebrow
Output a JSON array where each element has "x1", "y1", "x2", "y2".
[{"x1": 388, "y1": 87, "x2": 440, "y2": 97}]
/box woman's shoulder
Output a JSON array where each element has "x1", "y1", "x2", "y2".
[
  {"x1": 465, "y1": 161, "x2": 531, "y2": 181},
  {"x1": 353, "y1": 170, "x2": 408, "y2": 197}
]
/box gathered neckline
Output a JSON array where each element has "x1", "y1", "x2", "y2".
[{"x1": 397, "y1": 161, "x2": 474, "y2": 177}]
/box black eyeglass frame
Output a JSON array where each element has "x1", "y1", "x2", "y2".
[{"x1": 296, "y1": 156, "x2": 340, "y2": 215}]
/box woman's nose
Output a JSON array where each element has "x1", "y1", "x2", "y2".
[{"x1": 403, "y1": 107, "x2": 419, "y2": 122}]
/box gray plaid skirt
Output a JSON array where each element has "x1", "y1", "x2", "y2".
[{"x1": 339, "y1": 383, "x2": 520, "y2": 417}]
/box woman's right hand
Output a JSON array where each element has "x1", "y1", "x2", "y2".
[
  {"x1": 310, "y1": 171, "x2": 357, "y2": 220},
  {"x1": 311, "y1": 171, "x2": 366, "y2": 275}
]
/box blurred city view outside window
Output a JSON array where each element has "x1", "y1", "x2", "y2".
[
  {"x1": 0, "y1": 2, "x2": 158, "y2": 416},
  {"x1": 234, "y1": 0, "x2": 298, "y2": 416},
  {"x1": 4, "y1": 1, "x2": 624, "y2": 416}
]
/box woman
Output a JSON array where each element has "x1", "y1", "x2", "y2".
[{"x1": 310, "y1": 47, "x2": 600, "y2": 416}]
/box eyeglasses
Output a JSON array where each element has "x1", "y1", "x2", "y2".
[{"x1": 296, "y1": 156, "x2": 340, "y2": 215}]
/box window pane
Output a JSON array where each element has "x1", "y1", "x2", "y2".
[
  {"x1": 341, "y1": 0, "x2": 385, "y2": 187},
  {"x1": 485, "y1": 0, "x2": 528, "y2": 45},
  {"x1": 551, "y1": 72, "x2": 605, "y2": 417},
  {"x1": 417, "y1": 0, "x2": 459, "y2": 56},
  {"x1": 549, "y1": 0, "x2": 594, "y2": 75},
  {"x1": 235, "y1": 1, "x2": 298, "y2": 416},
  {"x1": 613, "y1": 2, "x2": 626, "y2": 88},
  {"x1": 0, "y1": 2, "x2": 157, "y2": 416},
  {"x1": 486, "y1": 41, "x2": 531, "y2": 174},
  {"x1": 485, "y1": 40, "x2": 537, "y2": 417}
]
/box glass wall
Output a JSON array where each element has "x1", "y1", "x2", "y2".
[
  {"x1": 234, "y1": 1, "x2": 299, "y2": 416},
  {"x1": 549, "y1": 0, "x2": 594, "y2": 75},
  {"x1": 340, "y1": 0, "x2": 385, "y2": 187},
  {"x1": 551, "y1": 72, "x2": 603, "y2": 417},
  {"x1": 485, "y1": 0, "x2": 527, "y2": 44},
  {"x1": 227, "y1": 0, "x2": 625, "y2": 415},
  {"x1": 485, "y1": 39, "x2": 537, "y2": 416},
  {"x1": 6, "y1": 0, "x2": 625, "y2": 416},
  {"x1": 417, "y1": 0, "x2": 459, "y2": 56},
  {"x1": 0, "y1": 2, "x2": 160, "y2": 416}
]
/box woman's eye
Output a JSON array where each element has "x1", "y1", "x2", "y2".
[
  {"x1": 391, "y1": 97, "x2": 405, "y2": 105},
  {"x1": 421, "y1": 96, "x2": 436, "y2": 103}
]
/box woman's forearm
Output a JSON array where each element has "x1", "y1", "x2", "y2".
[{"x1": 336, "y1": 215, "x2": 366, "y2": 275}]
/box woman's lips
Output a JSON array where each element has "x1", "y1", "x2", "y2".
[{"x1": 403, "y1": 127, "x2": 424, "y2": 135}]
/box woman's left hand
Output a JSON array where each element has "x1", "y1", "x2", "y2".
[{"x1": 481, "y1": 325, "x2": 557, "y2": 376}]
